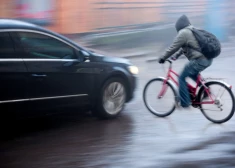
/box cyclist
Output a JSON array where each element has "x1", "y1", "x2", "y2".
[{"x1": 158, "y1": 15, "x2": 213, "y2": 108}]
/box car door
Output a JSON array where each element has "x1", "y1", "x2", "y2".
[
  {"x1": 0, "y1": 32, "x2": 28, "y2": 108},
  {"x1": 14, "y1": 31, "x2": 93, "y2": 108}
]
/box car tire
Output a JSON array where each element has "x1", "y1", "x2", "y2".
[{"x1": 94, "y1": 77, "x2": 127, "y2": 119}]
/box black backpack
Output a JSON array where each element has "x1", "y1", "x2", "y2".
[{"x1": 187, "y1": 27, "x2": 221, "y2": 59}]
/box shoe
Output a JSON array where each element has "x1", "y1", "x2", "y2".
[
  {"x1": 175, "y1": 101, "x2": 191, "y2": 109},
  {"x1": 189, "y1": 93, "x2": 195, "y2": 101},
  {"x1": 188, "y1": 88, "x2": 196, "y2": 101},
  {"x1": 182, "y1": 106, "x2": 191, "y2": 111},
  {"x1": 181, "y1": 105, "x2": 191, "y2": 109}
]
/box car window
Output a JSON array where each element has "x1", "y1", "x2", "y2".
[
  {"x1": 17, "y1": 32, "x2": 76, "y2": 59},
  {"x1": 0, "y1": 32, "x2": 16, "y2": 58}
]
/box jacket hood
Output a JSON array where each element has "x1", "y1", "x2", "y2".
[{"x1": 175, "y1": 15, "x2": 191, "y2": 32}]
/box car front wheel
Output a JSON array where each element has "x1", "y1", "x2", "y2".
[{"x1": 95, "y1": 77, "x2": 127, "y2": 119}]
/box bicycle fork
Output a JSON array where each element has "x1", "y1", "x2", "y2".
[{"x1": 157, "y1": 80, "x2": 168, "y2": 99}]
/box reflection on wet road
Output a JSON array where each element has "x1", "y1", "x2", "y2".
[{"x1": 1, "y1": 56, "x2": 235, "y2": 168}]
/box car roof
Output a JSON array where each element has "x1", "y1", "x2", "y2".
[
  {"x1": 0, "y1": 19, "x2": 48, "y2": 32},
  {"x1": 0, "y1": 19, "x2": 86, "y2": 51}
]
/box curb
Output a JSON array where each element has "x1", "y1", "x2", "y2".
[
  {"x1": 146, "y1": 58, "x2": 158, "y2": 62},
  {"x1": 81, "y1": 24, "x2": 174, "y2": 40},
  {"x1": 86, "y1": 48, "x2": 154, "y2": 60},
  {"x1": 121, "y1": 51, "x2": 153, "y2": 59}
]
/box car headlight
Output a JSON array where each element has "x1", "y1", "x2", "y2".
[{"x1": 128, "y1": 66, "x2": 139, "y2": 75}]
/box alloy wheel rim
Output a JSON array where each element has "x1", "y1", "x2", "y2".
[{"x1": 103, "y1": 82, "x2": 126, "y2": 115}]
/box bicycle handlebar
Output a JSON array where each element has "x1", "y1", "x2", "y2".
[
  {"x1": 165, "y1": 59, "x2": 172, "y2": 64},
  {"x1": 159, "y1": 59, "x2": 172, "y2": 72}
]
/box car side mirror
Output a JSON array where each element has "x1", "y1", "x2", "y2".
[{"x1": 76, "y1": 50, "x2": 90, "y2": 62}]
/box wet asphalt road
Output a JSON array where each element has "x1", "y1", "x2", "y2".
[{"x1": 1, "y1": 56, "x2": 235, "y2": 168}]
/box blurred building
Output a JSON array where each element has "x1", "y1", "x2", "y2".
[
  {"x1": 0, "y1": 0, "x2": 165, "y2": 34},
  {"x1": 0, "y1": 0, "x2": 234, "y2": 37}
]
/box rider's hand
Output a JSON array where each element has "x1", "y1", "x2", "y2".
[
  {"x1": 158, "y1": 58, "x2": 165, "y2": 64},
  {"x1": 171, "y1": 56, "x2": 177, "y2": 61}
]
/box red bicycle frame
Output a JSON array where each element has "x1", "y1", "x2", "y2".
[{"x1": 159, "y1": 60, "x2": 214, "y2": 105}]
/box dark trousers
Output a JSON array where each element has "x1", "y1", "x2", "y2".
[{"x1": 179, "y1": 58, "x2": 213, "y2": 107}]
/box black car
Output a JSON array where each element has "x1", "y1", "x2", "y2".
[{"x1": 0, "y1": 19, "x2": 138, "y2": 119}]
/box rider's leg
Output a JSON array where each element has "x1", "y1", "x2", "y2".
[
  {"x1": 179, "y1": 62, "x2": 195, "y2": 107},
  {"x1": 191, "y1": 58, "x2": 213, "y2": 98},
  {"x1": 179, "y1": 58, "x2": 213, "y2": 107},
  {"x1": 189, "y1": 59, "x2": 213, "y2": 83}
]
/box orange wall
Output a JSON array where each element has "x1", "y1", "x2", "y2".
[
  {"x1": 0, "y1": 0, "x2": 14, "y2": 18},
  {"x1": 90, "y1": 0, "x2": 165, "y2": 30},
  {"x1": 48, "y1": 0, "x2": 165, "y2": 34},
  {"x1": 0, "y1": 0, "x2": 165, "y2": 34}
]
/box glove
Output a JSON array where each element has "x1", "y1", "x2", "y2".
[
  {"x1": 158, "y1": 58, "x2": 165, "y2": 64},
  {"x1": 171, "y1": 56, "x2": 177, "y2": 61}
]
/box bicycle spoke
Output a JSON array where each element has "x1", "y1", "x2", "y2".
[
  {"x1": 219, "y1": 87, "x2": 226, "y2": 98},
  {"x1": 199, "y1": 82, "x2": 235, "y2": 123},
  {"x1": 214, "y1": 85, "x2": 226, "y2": 98}
]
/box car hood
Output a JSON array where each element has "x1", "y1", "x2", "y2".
[{"x1": 90, "y1": 52, "x2": 131, "y2": 65}]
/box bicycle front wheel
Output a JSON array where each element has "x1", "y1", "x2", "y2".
[
  {"x1": 198, "y1": 81, "x2": 235, "y2": 124},
  {"x1": 143, "y1": 78, "x2": 177, "y2": 117}
]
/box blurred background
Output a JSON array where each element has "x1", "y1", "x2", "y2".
[
  {"x1": 2, "y1": 1, "x2": 235, "y2": 168},
  {"x1": 1, "y1": 0, "x2": 235, "y2": 56}
]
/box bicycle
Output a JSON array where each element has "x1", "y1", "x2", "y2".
[{"x1": 143, "y1": 59, "x2": 235, "y2": 123}]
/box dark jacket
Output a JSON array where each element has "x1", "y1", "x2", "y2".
[{"x1": 161, "y1": 15, "x2": 206, "y2": 60}]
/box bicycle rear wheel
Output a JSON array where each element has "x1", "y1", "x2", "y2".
[
  {"x1": 143, "y1": 78, "x2": 177, "y2": 117},
  {"x1": 198, "y1": 81, "x2": 235, "y2": 123}
]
